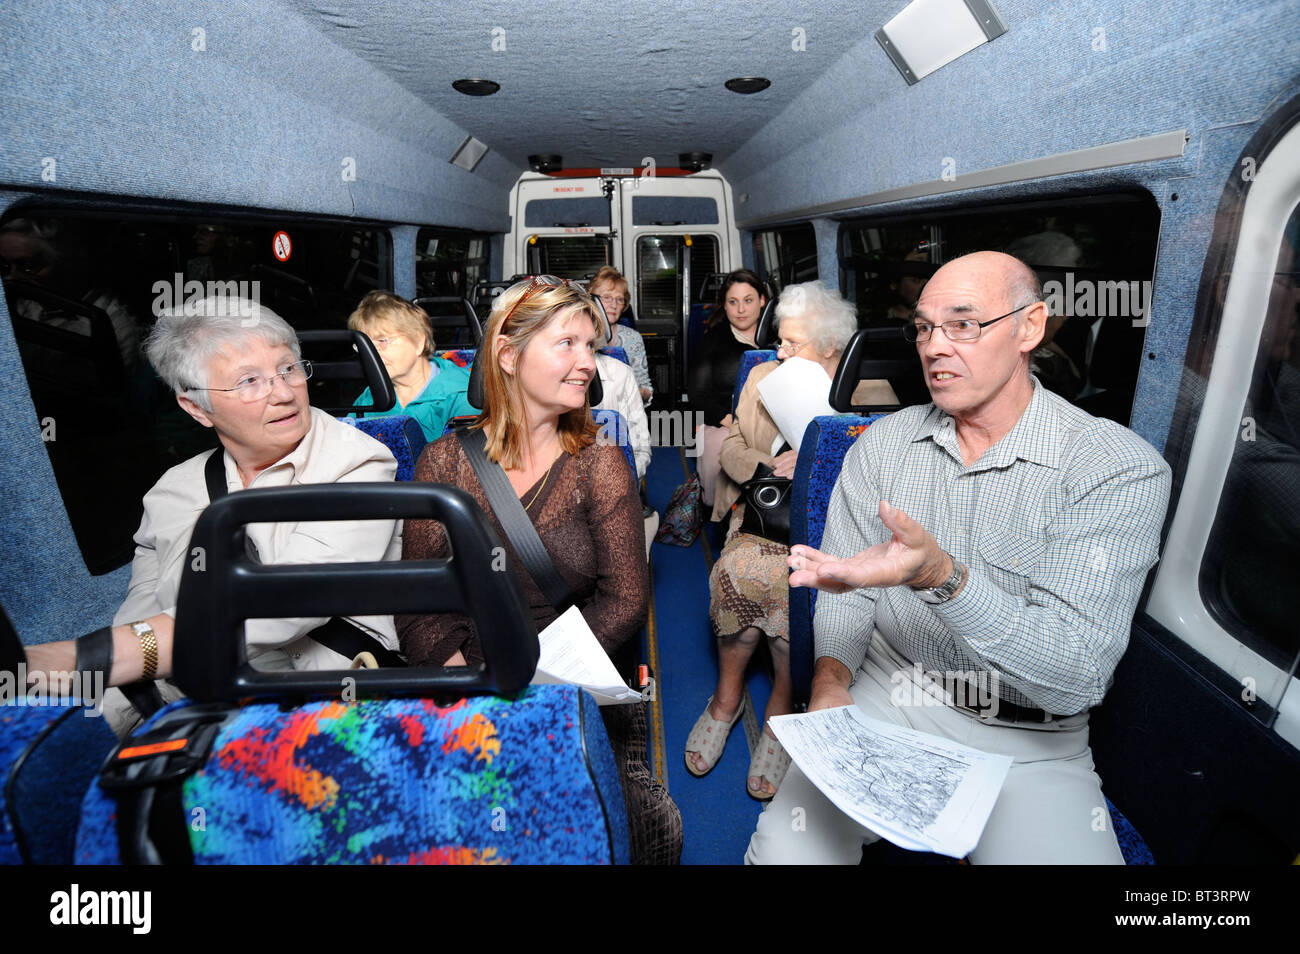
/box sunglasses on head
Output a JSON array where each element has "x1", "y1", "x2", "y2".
[{"x1": 502, "y1": 274, "x2": 592, "y2": 326}]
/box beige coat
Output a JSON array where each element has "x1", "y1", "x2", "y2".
[
  {"x1": 709, "y1": 360, "x2": 900, "y2": 523},
  {"x1": 711, "y1": 361, "x2": 784, "y2": 523}
]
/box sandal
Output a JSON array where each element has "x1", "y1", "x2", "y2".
[
  {"x1": 746, "y1": 731, "x2": 791, "y2": 801},
  {"x1": 684, "y1": 696, "x2": 745, "y2": 777}
]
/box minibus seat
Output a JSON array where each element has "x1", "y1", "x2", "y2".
[
  {"x1": 788, "y1": 413, "x2": 886, "y2": 698},
  {"x1": 0, "y1": 604, "x2": 117, "y2": 865},
  {"x1": 753, "y1": 297, "x2": 779, "y2": 349},
  {"x1": 829, "y1": 328, "x2": 927, "y2": 414},
  {"x1": 74, "y1": 483, "x2": 630, "y2": 864},
  {"x1": 340, "y1": 416, "x2": 426, "y2": 480},
  {"x1": 413, "y1": 295, "x2": 483, "y2": 348},
  {"x1": 732, "y1": 351, "x2": 778, "y2": 413},
  {"x1": 298, "y1": 329, "x2": 397, "y2": 416},
  {"x1": 436, "y1": 348, "x2": 475, "y2": 369},
  {"x1": 296, "y1": 330, "x2": 424, "y2": 476},
  {"x1": 591, "y1": 407, "x2": 637, "y2": 476}
]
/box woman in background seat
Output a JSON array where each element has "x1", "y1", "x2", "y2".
[
  {"x1": 348, "y1": 290, "x2": 477, "y2": 441},
  {"x1": 685, "y1": 281, "x2": 858, "y2": 800},
  {"x1": 688, "y1": 268, "x2": 766, "y2": 508},
  {"x1": 589, "y1": 266, "x2": 652, "y2": 404}
]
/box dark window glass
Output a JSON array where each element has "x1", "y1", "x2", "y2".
[
  {"x1": 523, "y1": 197, "x2": 611, "y2": 228},
  {"x1": 631, "y1": 196, "x2": 718, "y2": 226},
  {"x1": 0, "y1": 209, "x2": 391, "y2": 574},
  {"x1": 1199, "y1": 203, "x2": 1300, "y2": 672},
  {"x1": 528, "y1": 235, "x2": 611, "y2": 279},
  {"x1": 415, "y1": 229, "x2": 489, "y2": 301},
  {"x1": 838, "y1": 194, "x2": 1160, "y2": 422},
  {"x1": 755, "y1": 223, "x2": 819, "y2": 291},
  {"x1": 635, "y1": 234, "x2": 719, "y2": 329}
]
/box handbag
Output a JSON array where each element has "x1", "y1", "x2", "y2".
[
  {"x1": 739, "y1": 462, "x2": 791, "y2": 545},
  {"x1": 654, "y1": 472, "x2": 704, "y2": 547}
]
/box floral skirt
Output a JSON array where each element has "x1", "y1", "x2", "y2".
[{"x1": 708, "y1": 520, "x2": 790, "y2": 642}]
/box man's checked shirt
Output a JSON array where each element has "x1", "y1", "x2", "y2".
[{"x1": 816, "y1": 378, "x2": 1172, "y2": 715}]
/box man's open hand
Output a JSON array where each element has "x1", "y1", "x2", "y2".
[{"x1": 787, "y1": 500, "x2": 951, "y2": 593}]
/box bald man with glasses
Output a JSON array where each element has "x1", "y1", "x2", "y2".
[{"x1": 746, "y1": 251, "x2": 1171, "y2": 864}]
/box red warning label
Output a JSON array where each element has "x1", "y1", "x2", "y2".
[{"x1": 273, "y1": 231, "x2": 292, "y2": 261}]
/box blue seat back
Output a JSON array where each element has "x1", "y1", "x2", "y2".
[
  {"x1": 788, "y1": 413, "x2": 886, "y2": 697},
  {"x1": 732, "y1": 351, "x2": 777, "y2": 414},
  {"x1": 435, "y1": 348, "x2": 476, "y2": 370},
  {"x1": 592, "y1": 408, "x2": 636, "y2": 475},
  {"x1": 340, "y1": 415, "x2": 427, "y2": 481},
  {"x1": 1, "y1": 703, "x2": 117, "y2": 865}
]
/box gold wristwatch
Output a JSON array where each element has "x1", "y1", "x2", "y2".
[{"x1": 131, "y1": 621, "x2": 158, "y2": 680}]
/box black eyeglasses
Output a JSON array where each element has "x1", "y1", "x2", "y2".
[
  {"x1": 903, "y1": 302, "x2": 1036, "y2": 343},
  {"x1": 502, "y1": 275, "x2": 591, "y2": 326}
]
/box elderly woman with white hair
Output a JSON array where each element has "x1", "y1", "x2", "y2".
[
  {"x1": 685, "y1": 281, "x2": 860, "y2": 800},
  {"x1": 24, "y1": 298, "x2": 403, "y2": 736}
]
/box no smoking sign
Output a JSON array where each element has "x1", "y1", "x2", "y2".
[{"x1": 272, "y1": 230, "x2": 292, "y2": 261}]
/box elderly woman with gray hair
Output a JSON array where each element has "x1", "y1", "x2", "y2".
[
  {"x1": 23, "y1": 298, "x2": 402, "y2": 736},
  {"x1": 685, "y1": 281, "x2": 861, "y2": 800}
]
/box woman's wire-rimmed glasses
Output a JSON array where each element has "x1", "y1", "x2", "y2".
[{"x1": 190, "y1": 359, "x2": 313, "y2": 403}]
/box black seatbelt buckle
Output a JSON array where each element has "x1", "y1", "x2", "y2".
[{"x1": 99, "y1": 709, "x2": 226, "y2": 792}]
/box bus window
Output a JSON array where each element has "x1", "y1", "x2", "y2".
[
  {"x1": 1198, "y1": 203, "x2": 1300, "y2": 677},
  {"x1": 753, "y1": 223, "x2": 819, "y2": 292},
  {"x1": 528, "y1": 235, "x2": 611, "y2": 279},
  {"x1": 415, "y1": 229, "x2": 490, "y2": 301},
  {"x1": 0, "y1": 209, "x2": 391, "y2": 575},
  {"x1": 631, "y1": 195, "x2": 719, "y2": 226},
  {"x1": 838, "y1": 194, "x2": 1160, "y2": 421}
]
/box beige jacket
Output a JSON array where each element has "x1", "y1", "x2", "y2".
[{"x1": 711, "y1": 361, "x2": 784, "y2": 523}]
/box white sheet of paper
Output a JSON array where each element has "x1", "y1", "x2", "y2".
[
  {"x1": 531, "y1": 605, "x2": 642, "y2": 705},
  {"x1": 755, "y1": 356, "x2": 834, "y2": 453},
  {"x1": 768, "y1": 706, "x2": 1013, "y2": 858}
]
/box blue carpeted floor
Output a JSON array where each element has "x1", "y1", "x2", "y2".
[{"x1": 643, "y1": 445, "x2": 772, "y2": 865}]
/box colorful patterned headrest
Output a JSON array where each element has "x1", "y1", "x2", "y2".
[
  {"x1": 76, "y1": 685, "x2": 629, "y2": 865},
  {"x1": 436, "y1": 349, "x2": 476, "y2": 369},
  {"x1": 341, "y1": 415, "x2": 427, "y2": 481},
  {"x1": 732, "y1": 351, "x2": 778, "y2": 413}
]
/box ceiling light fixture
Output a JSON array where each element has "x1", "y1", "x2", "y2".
[
  {"x1": 452, "y1": 78, "x2": 500, "y2": 96},
  {"x1": 724, "y1": 77, "x2": 770, "y2": 94},
  {"x1": 876, "y1": 0, "x2": 1007, "y2": 85}
]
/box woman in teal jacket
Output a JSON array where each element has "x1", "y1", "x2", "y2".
[{"x1": 348, "y1": 291, "x2": 477, "y2": 441}]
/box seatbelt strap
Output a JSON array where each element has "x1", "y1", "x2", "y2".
[
  {"x1": 457, "y1": 427, "x2": 577, "y2": 613},
  {"x1": 204, "y1": 446, "x2": 227, "y2": 501},
  {"x1": 203, "y1": 447, "x2": 406, "y2": 667}
]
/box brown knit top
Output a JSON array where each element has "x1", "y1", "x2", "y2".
[{"x1": 397, "y1": 433, "x2": 649, "y2": 668}]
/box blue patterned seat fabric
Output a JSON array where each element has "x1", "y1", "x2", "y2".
[
  {"x1": 340, "y1": 415, "x2": 427, "y2": 481},
  {"x1": 1, "y1": 702, "x2": 117, "y2": 865},
  {"x1": 732, "y1": 350, "x2": 777, "y2": 414},
  {"x1": 591, "y1": 408, "x2": 636, "y2": 474},
  {"x1": 76, "y1": 684, "x2": 628, "y2": 865},
  {"x1": 435, "y1": 348, "x2": 476, "y2": 369}
]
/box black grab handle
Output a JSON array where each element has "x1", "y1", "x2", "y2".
[{"x1": 172, "y1": 482, "x2": 538, "y2": 702}]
